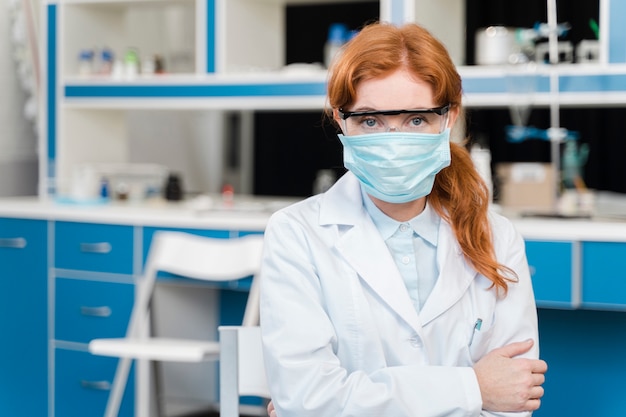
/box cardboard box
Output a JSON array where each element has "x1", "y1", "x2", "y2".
[{"x1": 496, "y1": 163, "x2": 556, "y2": 212}]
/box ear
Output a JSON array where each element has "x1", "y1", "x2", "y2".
[
  {"x1": 331, "y1": 108, "x2": 344, "y2": 133},
  {"x1": 332, "y1": 108, "x2": 341, "y2": 125}
]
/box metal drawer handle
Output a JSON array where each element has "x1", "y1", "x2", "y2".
[
  {"x1": 80, "y1": 380, "x2": 111, "y2": 391},
  {"x1": 0, "y1": 237, "x2": 27, "y2": 249},
  {"x1": 80, "y1": 306, "x2": 112, "y2": 317},
  {"x1": 79, "y1": 242, "x2": 112, "y2": 254}
]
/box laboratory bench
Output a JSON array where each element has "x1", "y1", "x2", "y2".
[{"x1": 1, "y1": 196, "x2": 626, "y2": 416}]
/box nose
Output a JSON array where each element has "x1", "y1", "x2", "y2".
[{"x1": 386, "y1": 126, "x2": 399, "y2": 132}]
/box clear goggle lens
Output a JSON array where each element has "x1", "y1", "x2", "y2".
[{"x1": 338, "y1": 105, "x2": 450, "y2": 136}]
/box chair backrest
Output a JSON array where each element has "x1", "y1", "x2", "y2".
[
  {"x1": 128, "y1": 231, "x2": 265, "y2": 338},
  {"x1": 219, "y1": 326, "x2": 270, "y2": 417}
]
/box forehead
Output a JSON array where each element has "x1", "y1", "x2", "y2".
[{"x1": 353, "y1": 68, "x2": 436, "y2": 110}]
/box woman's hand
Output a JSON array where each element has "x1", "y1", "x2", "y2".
[
  {"x1": 267, "y1": 400, "x2": 277, "y2": 417},
  {"x1": 473, "y1": 339, "x2": 548, "y2": 412}
]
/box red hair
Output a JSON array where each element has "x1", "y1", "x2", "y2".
[{"x1": 327, "y1": 22, "x2": 515, "y2": 294}]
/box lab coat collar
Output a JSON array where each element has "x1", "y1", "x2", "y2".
[
  {"x1": 319, "y1": 171, "x2": 364, "y2": 226},
  {"x1": 320, "y1": 172, "x2": 478, "y2": 331},
  {"x1": 321, "y1": 173, "x2": 422, "y2": 332},
  {"x1": 419, "y1": 220, "x2": 478, "y2": 326}
]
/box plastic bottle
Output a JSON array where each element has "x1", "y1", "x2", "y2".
[
  {"x1": 470, "y1": 144, "x2": 493, "y2": 203},
  {"x1": 99, "y1": 47, "x2": 115, "y2": 75},
  {"x1": 99, "y1": 177, "x2": 109, "y2": 200},
  {"x1": 78, "y1": 49, "x2": 95, "y2": 76},
  {"x1": 221, "y1": 184, "x2": 235, "y2": 208},
  {"x1": 163, "y1": 173, "x2": 183, "y2": 201},
  {"x1": 324, "y1": 23, "x2": 348, "y2": 68},
  {"x1": 124, "y1": 48, "x2": 140, "y2": 79}
]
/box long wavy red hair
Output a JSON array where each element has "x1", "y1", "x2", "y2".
[{"x1": 326, "y1": 22, "x2": 516, "y2": 294}]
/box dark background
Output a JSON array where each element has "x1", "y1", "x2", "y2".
[{"x1": 252, "y1": 1, "x2": 625, "y2": 199}]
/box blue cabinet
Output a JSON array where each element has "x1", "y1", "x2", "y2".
[
  {"x1": 53, "y1": 221, "x2": 136, "y2": 417},
  {"x1": 582, "y1": 241, "x2": 626, "y2": 309},
  {"x1": 525, "y1": 240, "x2": 575, "y2": 308},
  {"x1": 0, "y1": 218, "x2": 48, "y2": 416}
]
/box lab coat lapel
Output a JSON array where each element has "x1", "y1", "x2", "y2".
[
  {"x1": 419, "y1": 220, "x2": 478, "y2": 326},
  {"x1": 321, "y1": 173, "x2": 422, "y2": 332}
]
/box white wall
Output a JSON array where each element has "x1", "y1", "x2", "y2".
[{"x1": 0, "y1": 0, "x2": 38, "y2": 197}]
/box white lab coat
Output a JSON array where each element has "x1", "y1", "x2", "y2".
[{"x1": 260, "y1": 171, "x2": 539, "y2": 417}]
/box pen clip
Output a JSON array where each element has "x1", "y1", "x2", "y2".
[
  {"x1": 469, "y1": 318, "x2": 482, "y2": 346},
  {"x1": 474, "y1": 318, "x2": 483, "y2": 331}
]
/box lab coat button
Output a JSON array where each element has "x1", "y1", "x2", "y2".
[{"x1": 409, "y1": 336, "x2": 421, "y2": 348}]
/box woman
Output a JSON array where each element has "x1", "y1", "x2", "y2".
[{"x1": 260, "y1": 22, "x2": 546, "y2": 417}]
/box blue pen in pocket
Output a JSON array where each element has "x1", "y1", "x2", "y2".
[{"x1": 469, "y1": 318, "x2": 483, "y2": 346}]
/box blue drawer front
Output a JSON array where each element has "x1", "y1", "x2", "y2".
[
  {"x1": 55, "y1": 278, "x2": 134, "y2": 343},
  {"x1": 0, "y1": 218, "x2": 48, "y2": 417},
  {"x1": 0, "y1": 217, "x2": 47, "y2": 254},
  {"x1": 525, "y1": 240, "x2": 573, "y2": 307},
  {"x1": 55, "y1": 221, "x2": 134, "y2": 274},
  {"x1": 582, "y1": 241, "x2": 626, "y2": 308},
  {"x1": 55, "y1": 348, "x2": 134, "y2": 417}
]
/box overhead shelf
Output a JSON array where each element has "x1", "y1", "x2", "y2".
[{"x1": 62, "y1": 64, "x2": 626, "y2": 110}]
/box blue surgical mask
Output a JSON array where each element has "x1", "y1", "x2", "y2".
[{"x1": 338, "y1": 129, "x2": 451, "y2": 203}]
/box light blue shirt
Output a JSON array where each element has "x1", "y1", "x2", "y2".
[{"x1": 362, "y1": 188, "x2": 440, "y2": 312}]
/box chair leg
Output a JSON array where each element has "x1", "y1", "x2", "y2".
[
  {"x1": 104, "y1": 357, "x2": 132, "y2": 417},
  {"x1": 152, "y1": 359, "x2": 164, "y2": 417},
  {"x1": 219, "y1": 328, "x2": 240, "y2": 417}
]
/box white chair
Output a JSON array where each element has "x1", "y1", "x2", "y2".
[
  {"x1": 88, "y1": 231, "x2": 265, "y2": 417},
  {"x1": 219, "y1": 326, "x2": 271, "y2": 417}
]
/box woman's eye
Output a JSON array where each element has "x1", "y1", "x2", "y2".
[
  {"x1": 410, "y1": 117, "x2": 424, "y2": 127},
  {"x1": 362, "y1": 117, "x2": 378, "y2": 127}
]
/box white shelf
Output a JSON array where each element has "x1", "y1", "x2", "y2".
[{"x1": 60, "y1": 63, "x2": 626, "y2": 110}]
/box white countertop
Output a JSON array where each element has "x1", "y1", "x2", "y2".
[
  {"x1": 0, "y1": 195, "x2": 300, "y2": 231},
  {"x1": 1, "y1": 196, "x2": 626, "y2": 241}
]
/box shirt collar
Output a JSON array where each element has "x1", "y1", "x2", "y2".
[{"x1": 361, "y1": 185, "x2": 440, "y2": 246}]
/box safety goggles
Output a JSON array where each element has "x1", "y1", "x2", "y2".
[{"x1": 338, "y1": 105, "x2": 450, "y2": 136}]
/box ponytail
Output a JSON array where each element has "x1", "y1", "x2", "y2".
[{"x1": 429, "y1": 143, "x2": 516, "y2": 295}]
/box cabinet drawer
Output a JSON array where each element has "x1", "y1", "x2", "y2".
[
  {"x1": 55, "y1": 278, "x2": 134, "y2": 343},
  {"x1": 582, "y1": 241, "x2": 626, "y2": 309},
  {"x1": 525, "y1": 240, "x2": 573, "y2": 308},
  {"x1": 0, "y1": 217, "x2": 47, "y2": 256},
  {"x1": 55, "y1": 348, "x2": 134, "y2": 417},
  {"x1": 55, "y1": 221, "x2": 134, "y2": 274}
]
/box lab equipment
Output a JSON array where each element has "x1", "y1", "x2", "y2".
[
  {"x1": 470, "y1": 144, "x2": 493, "y2": 202},
  {"x1": 503, "y1": 0, "x2": 582, "y2": 216},
  {"x1": 324, "y1": 23, "x2": 348, "y2": 68},
  {"x1": 561, "y1": 140, "x2": 589, "y2": 190},
  {"x1": 475, "y1": 26, "x2": 518, "y2": 65}
]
